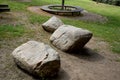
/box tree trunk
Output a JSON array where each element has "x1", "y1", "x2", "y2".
[{"x1": 62, "y1": 0, "x2": 64, "y2": 10}]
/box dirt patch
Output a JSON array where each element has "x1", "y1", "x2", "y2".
[
  {"x1": 0, "y1": 12, "x2": 120, "y2": 80},
  {"x1": 0, "y1": 12, "x2": 18, "y2": 25},
  {"x1": 69, "y1": 11, "x2": 108, "y2": 23},
  {"x1": 0, "y1": 12, "x2": 29, "y2": 26},
  {"x1": 27, "y1": 6, "x2": 108, "y2": 23}
]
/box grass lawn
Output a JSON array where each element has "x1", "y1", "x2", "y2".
[
  {"x1": 0, "y1": 0, "x2": 120, "y2": 53},
  {"x1": 0, "y1": 25, "x2": 25, "y2": 39}
]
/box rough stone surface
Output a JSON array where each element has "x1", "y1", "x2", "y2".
[
  {"x1": 42, "y1": 16, "x2": 64, "y2": 33},
  {"x1": 12, "y1": 41, "x2": 60, "y2": 77},
  {"x1": 50, "y1": 25, "x2": 93, "y2": 52}
]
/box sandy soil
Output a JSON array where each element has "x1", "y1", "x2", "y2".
[{"x1": 0, "y1": 12, "x2": 120, "y2": 80}]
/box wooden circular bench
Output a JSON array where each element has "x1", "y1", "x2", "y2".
[{"x1": 41, "y1": 5, "x2": 83, "y2": 16}]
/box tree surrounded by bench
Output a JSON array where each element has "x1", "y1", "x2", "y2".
[{"x1": 41, "y1": 0, "x2": 83, "y2": 16}]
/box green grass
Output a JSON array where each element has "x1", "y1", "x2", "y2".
[
  {"x1": 0, "y1": 25, "x2": 25, "y2": 39},
  {"x1": 0, "y1": 0, "x2": 120, "y2": 53},
  {"x1": 29, "y1": 14, "x2": 50, "y2": 24}
]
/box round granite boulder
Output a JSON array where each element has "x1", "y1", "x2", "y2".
[
  {"x1": 12, "y1": 41, "x2": 60, "y2": 77},
  {"x1": 50, "y1": 25, "x2": 93, "y2": 52},
  {"x1": 42, "y1": 16, "x2": 64, "y2": 33}
]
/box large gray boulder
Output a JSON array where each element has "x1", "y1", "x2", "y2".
[
  {"x1": 12, "y1": 41, "x2": 60, "y2": 77},
  {"x1": 42, "y1": 16, "x2": 64, "y2": 33},
  {"x1": 50, "y1": 25, "x2": 93, "y2": 52}
]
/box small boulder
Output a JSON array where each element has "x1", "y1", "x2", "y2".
[
  {"x1": 12, "y1": 41, "x2": 60, "y2": 77},
  {"x1": 50, "y1": 25, "x2": 93, "y2": 52},
  {"x1": 42, "y1": 16, "x2": 64, "y2": 33}
]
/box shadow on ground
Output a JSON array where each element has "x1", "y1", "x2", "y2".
[
  {"x1": 68, "y1": 47, "x2": 104, "y2": 62},
  {"x1": 17, "y1": 64, "x2": 70, "y2": 80}
]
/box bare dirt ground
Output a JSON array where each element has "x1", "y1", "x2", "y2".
[
  {"x1": 0, "y1": 12, "x2": 120, "y2": 80},
  {"x1": 27, "y1": 6, "x2": 108, "y2": 23}
]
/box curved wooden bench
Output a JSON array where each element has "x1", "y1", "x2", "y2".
[{"x1": 41, "y1": 5, "x2": 83, "y2": 16}]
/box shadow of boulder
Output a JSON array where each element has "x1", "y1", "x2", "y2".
[
  {"x1": 68, "y1": 47, "x2": 104, "y2": 62},
  {"x1": 16, "y1": 63, "x2": 70, "y2": 80},
  {"x1": 51, "y1": 68, "x2": 70, "y2": 80}
]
